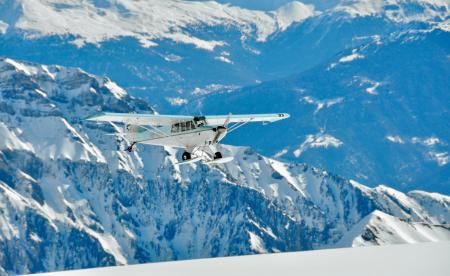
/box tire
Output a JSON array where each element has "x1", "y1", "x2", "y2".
[
  {"x1": 182, "y1": 151, "x2": 191, "y2": 161},
  {"x1": 214, "y1": 152, "x2": 222, "y2": 159}
]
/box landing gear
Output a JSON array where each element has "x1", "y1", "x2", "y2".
[
  {"x1": 126, "y1": 142, "x2": 136, "y2": 152},
  {"x1": 214, "y1": 152, "x2": 222, "y2": 160},
  {"x1": 182, "y1": 151, "x2": 191, "y2": 161}
]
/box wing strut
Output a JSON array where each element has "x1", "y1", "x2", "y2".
[
  {"x1": 227, "y1": 119, "x2": 253, "y2": 134},
  {"x1": 139, "y1": 124, "x2": 170, "y2": 138}
]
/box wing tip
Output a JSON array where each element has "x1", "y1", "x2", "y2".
[{"x1": 277, "y1": 113, "x2": 290, "y2": 120}]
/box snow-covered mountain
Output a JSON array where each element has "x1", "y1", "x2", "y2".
[
  {"x1": 0, "y1": 57, "x2": 449, "y2": 274},
  {"x1": 0, "y1": 0, "x2": 316, "y2": 110},
  {"x1": 202, "y1": 23, "x2": 450, "y2": 193},
  {"x1": 1, "y1": 1, "x2": 448, "y2": 195},
  {"x1": 1, "y1": 0, "x2": 447, "y2": 109},
  {"x1": 335, "y1": 210, "x2": 450, "y2": 247},
  {"x1": 258, "y1": 0, "x2": 450, "y2": 79},
  {"x1": 1, "y1": 0, "x2": 278, "y2": 48}
]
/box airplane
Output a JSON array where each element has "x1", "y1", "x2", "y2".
[{"x1": 86, "y1": 112, "x2": 290, "y2": 164}]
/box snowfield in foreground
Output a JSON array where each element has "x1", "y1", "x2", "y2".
[
  {"x1": 0, "y1": 57, "x2": 449, "y2": 275},
  {"x1": 36, "y1": 242, "x2": 450, "y2": 276}
]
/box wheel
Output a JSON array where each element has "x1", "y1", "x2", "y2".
[
  {"x1": 214, "y1": 152, "x2": 222, "y2": 160},
  {"x1": 182, "y1": 151, "x2": 191, "y2": 161}
]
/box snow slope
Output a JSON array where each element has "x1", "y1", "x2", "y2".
[
  {"x1": 334, "y1": 0, "x2": 450, "y2": 23},
  {"x1": 0, "y1": 57, "x2": 449, "y2": 274},
  {"x1": 274, "y1": 2, "x2": 317, "y2": 31},
  {"x1": 336, "y1": 210, "x2": 450, "y2": 247},
  {"x1": 35, "y1": 242, "x2": 450, "y2": 276}
]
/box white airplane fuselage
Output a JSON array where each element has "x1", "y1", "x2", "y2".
[{"x1": 127, "y1": 125, "x2": 227, "y2": 150}]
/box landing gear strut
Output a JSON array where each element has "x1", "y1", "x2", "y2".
[
  {"x1": 126, "y1": 142, "x2": 136, "y2": 152},
  {"x1": 214, "y1": 152, "x2": 222, "y2": 160},
  {"x1": 182, "y1": 151, "x2": 191, "y2": 161}
]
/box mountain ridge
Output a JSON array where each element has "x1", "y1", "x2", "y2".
[{"x1": 201, "y1": 25, "x2": 450, "y2": 193}]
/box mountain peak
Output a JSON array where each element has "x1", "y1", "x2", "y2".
[
  {"x1": 274, "y1": 1, "x2": 317, "y2": 30},
  {"x1": 335, "y1": 209, "x2": 450, "y2": 247},
  {"x1": 0, "y1": 57, "x2": 145, "y2": 108}
]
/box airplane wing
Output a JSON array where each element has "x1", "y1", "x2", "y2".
[
  {"x1": 204, "y1": 113, "x2": 290, "y2": 126},
  {"x1": 85, "y1": 112, "x2": 290, "y2": 126},
  {"x1": 85, "y1": 112, "x2": 194, "y2": 126}
]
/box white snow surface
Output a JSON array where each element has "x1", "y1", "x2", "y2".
[
  {"x1": 336, "y1": 210, "x2": 450, "y2": 247},
  {"x1": 273, "y1": 1, "x2": 317, "y2": 31},
  {"x1": 385, "y1": 135, "x2": 448, "y2": 166},
  {"x1": 2, "y1": 0, "x2": 448, "y2": 52},
  {"x1": 5, "y1": 0, "x2": 315, "y2": 49},
  {"x1": 333, "y1": 0, "x2": 450, "y2": 24},
  {"x1": 0, "y1": 20, "x2": 8, "y2": 34},
  {"x1": 428, "y1": 151, "x2": 449, "y2": 166},
  {"x1": 339, "y1": 49, "x2": 365, "y2": 63},
  {"x1": 386, "y1": 135, "x2": 405, "y2": 144},
  {"x1": 35, "y1": 242, "x2": 450, "y2": 276},
  {"x1": 352, "y1": 76, "x2": 383, "y2": 95},
  {"x1": 294, "y1": 133, "x2": 343, "y2": 157},
  {"x1": 408, "y1": 190, "x2": 450, "y2": 224},
  {"x1": 165, "y1": 97, "x2": 188, "y2": 106},
  {"x1": 302, "y1": 96, "x2": 343, "y2": 114},
  {"x1": 247, "y1": 231, "x2": 268, "y2": 253}
]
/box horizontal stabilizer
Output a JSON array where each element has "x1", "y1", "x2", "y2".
[
  {"x1": 175, "y1": 157, "x2": 202, "y2": 165},
  {"x1": 205, "y1": 156, "x2": 234, "y2": 164}
]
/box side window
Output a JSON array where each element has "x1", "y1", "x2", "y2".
[
  {"x1": 171, "y1": 123, "x2": 180, "y2": 133},
  {"x1": 187, "y1": 121, "x2": 195, "y2": 130},
  {"x1": 172, "y1": 120, "x2": 197, "y2": 132}
]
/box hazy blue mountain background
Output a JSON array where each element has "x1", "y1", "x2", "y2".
[{"x1": 201, "y1": 28, "x2": 450, "y2": 193}]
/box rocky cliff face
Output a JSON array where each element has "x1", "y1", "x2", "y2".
[{"x1": 0, "y1": 57, "x2": 449, "y2": 275}]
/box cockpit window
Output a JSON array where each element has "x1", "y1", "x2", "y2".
[
  {"x1": 196, "y1": 119, "x2": 206, "y2": 127},
  {"x1": 171, "y1": 120, "x2": 196, "y2": 133},
  {"x1": 194, "y1": 116, "x2": 206, "y2": 127}
]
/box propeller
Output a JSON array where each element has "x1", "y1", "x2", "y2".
[{"x1": 212, "y1": 113, "x2": 231, "y2": 144}]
